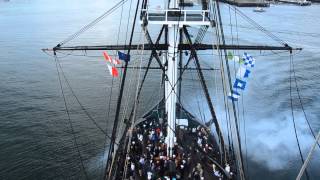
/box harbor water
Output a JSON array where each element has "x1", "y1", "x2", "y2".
[{"x1": 0, "y1": 0, "x2": 319, "y2": 179}]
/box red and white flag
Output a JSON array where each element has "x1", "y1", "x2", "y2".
[
  {"x1": 112, "y1": 58, "x2": 121, "y2": 65},
  {"x1": 103, "y1": 51, "x2": 121, "y2": 65},
  {"x1": 103, "y1": 51, "x2": 112, "y2": 63},
  {"x1": 103, "y1": 51, "x2": 120, "y2": 77},
  {"x1": 107, "y1": 64, "x2": 119, "y2": 77}
]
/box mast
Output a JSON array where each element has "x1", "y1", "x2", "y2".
[{"x1": 165, "y1": 0, "x2": 179, "y2": 158}]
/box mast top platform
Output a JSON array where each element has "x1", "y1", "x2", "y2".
[{"x1": 141, "y1": 9, "x2": 211, "y2": 26}]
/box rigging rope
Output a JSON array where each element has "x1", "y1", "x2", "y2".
[
  {"x1": 224, "y1": 24, "x2": 320, "y2": 38},
  {"x1": 124, "y1": 0, "x2": 134, "y2": 46},
  {"x1": 59, "y1": 0, "x2": 128, "y2": 46},
  {"x1": 123, "y1": 27, "x2": 146, "y2": 179},
  {"x1": 115, "y1": 8, "x2": 149, "y2": 143},
  {"x1": 211, "y1": 0, "x2": 231, "y2": 164},
  {"x1": 101, "y1": 1, "x2": 126, "y2": 177},
  {"x1": 116, "y1": 45, "x2": 141, "y2": 142},
  {"x1": 230, "y1": 4, "x2": 251, "y2": 178},
  {"x1": 228, "y1": 3, "x2": 238, "y2": 165},
  {"x1": 53, "y1": 54, "x2": 89, "y2": 180},
  {"x1": 106, "y1": 0, "x2": 141, "y2": 177},
  {"x1": 210, "y1": 0, "x2": 246, "y2": 179},
  {"x1": 289, "y1": 53, "x2": 310, "y2": 180},
  {"x1": 55, "y1": 60, "x2": 112, "y2": 138},
  {"x1": 190, "y1": 62, "x2": 206, "y2": 124},
  {"x1": 116, "y1": 2, "x2": 125, "y2": 46},
  {"x1": 101, "y1": 76, "x2": 115, "y2": 179},
  {"x1": 228, "y1": 5, "x2": 286, "y2": 46},
  {"x1": 130, "y1": 26, "x2": 166, "y2": 112},
  {"x1": 291, "y1": 55, "x2": 320, "y2": 149},
  {"x1": 296, "y1": 130, "x2": 320, "y2": 180}
]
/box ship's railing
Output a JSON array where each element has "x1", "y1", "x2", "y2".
[{"x1": 141, "y1": 9, "x2": 211, "y2": 25}]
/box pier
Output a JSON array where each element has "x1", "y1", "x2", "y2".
[
  {"x1": 221, "y1": 0, "x2": 270, "y2": 7},
  {"x1": 277, "y1": 0, "x2": 312, "y2": 5},
  {"x1": 220, "y1": 0, "x2": 314, "y2": 6}
]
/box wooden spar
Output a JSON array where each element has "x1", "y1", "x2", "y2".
[{"x1": 49, "y1": 44, "x2": 301, "y2": 51}]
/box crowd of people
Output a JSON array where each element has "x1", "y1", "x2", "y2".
[{"x1": 124, "y1": 117, "x2": 232, "y2": 180}]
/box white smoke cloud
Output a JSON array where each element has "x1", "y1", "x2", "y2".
[{"x1": 245, "y1": 112, "x2": 318, "y2": 170}]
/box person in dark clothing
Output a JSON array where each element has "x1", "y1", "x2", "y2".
[{"x1": 168, "y1": 159, "x2": 176, "y2": 179}]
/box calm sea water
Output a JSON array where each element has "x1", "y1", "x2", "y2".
[{"x1": 0, "y1": 0, "x2": 319, "y2": 179}]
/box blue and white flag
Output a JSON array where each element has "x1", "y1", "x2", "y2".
[
  {"x1": 236, "y1": 66, "x2": 251, "y2": 79},
  {"x1": 243, "y1": 52, "x2": 255, "y2": 68},
  {"x1": 228, "y1": 90, "x2": 241, "y2": 101},
  {"x1": 118, "y1": 51, "x2": 130, "y2": 62},
  {"x1": 228, "y1": 52, "x2": 255, "y2": 101},
  {"x1": 233, "y1": 78, "x2": 247, "y2": 90}
]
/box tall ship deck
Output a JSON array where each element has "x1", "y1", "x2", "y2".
[{"x1": 43, "y1": 0, "x2": 311, "y2": 179}]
